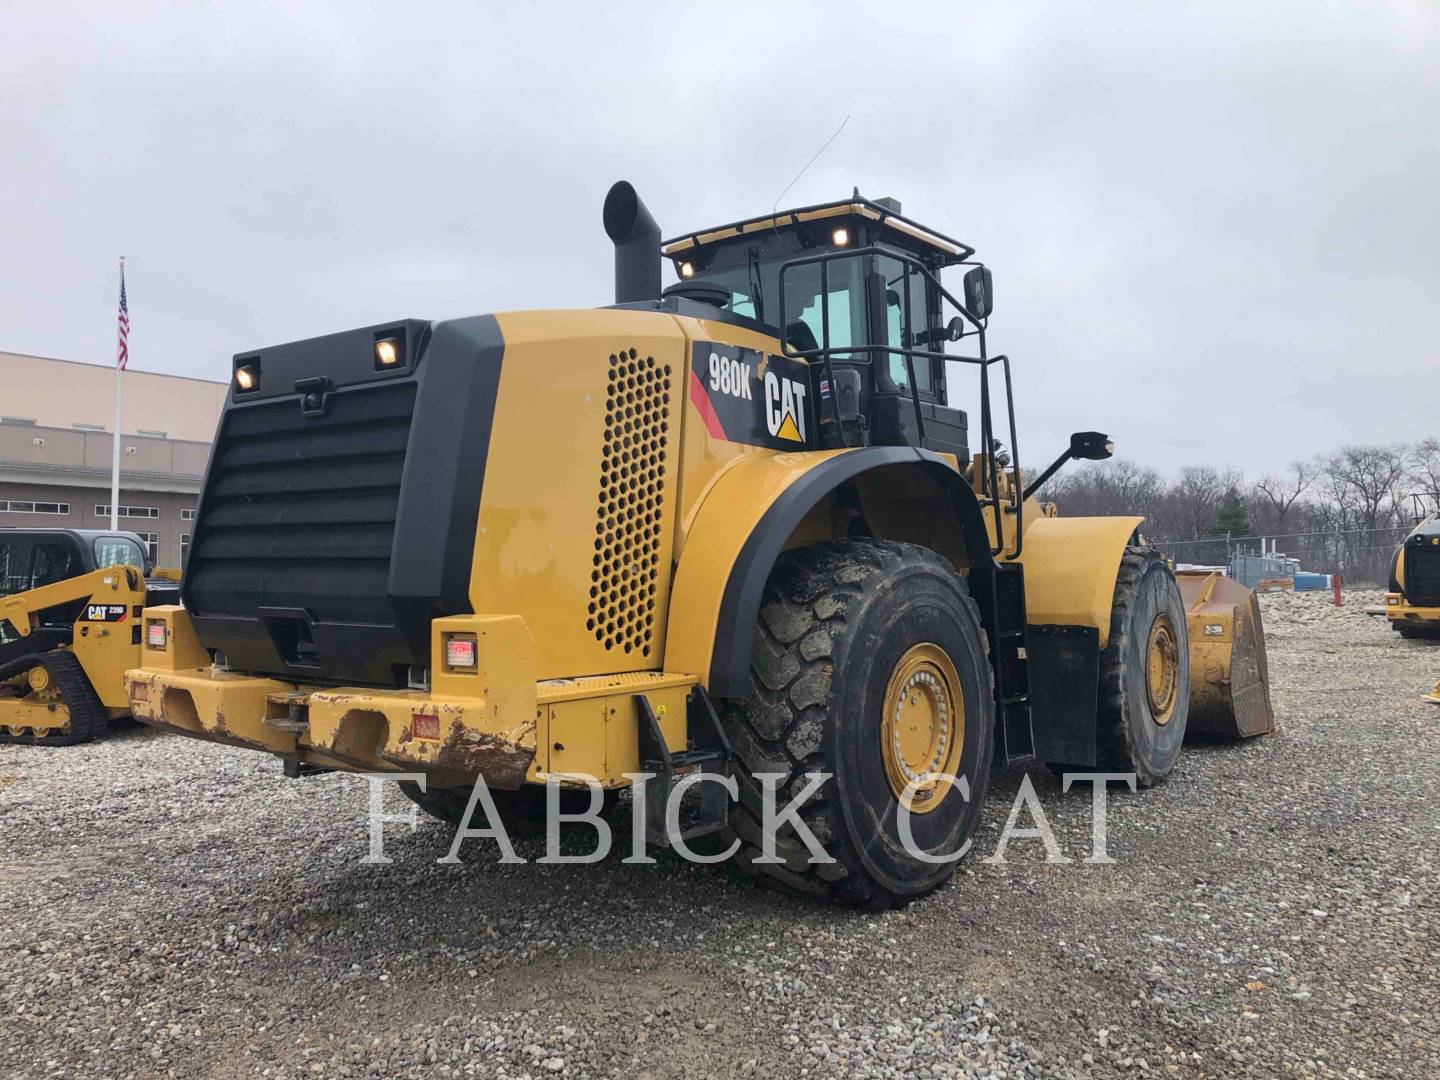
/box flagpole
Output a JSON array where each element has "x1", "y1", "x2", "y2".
[{"x1": 110, "y1": 256, "x2": 124, "y2": 532}]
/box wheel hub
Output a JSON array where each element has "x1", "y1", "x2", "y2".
[
  {"x1": 1144, "y1": 614, "x2": 1180, "y2": 725},
  {"x1": 880, "y1": 643, "x2": 965, "y2": 814}
]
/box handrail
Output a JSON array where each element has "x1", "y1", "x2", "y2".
[{"x1": 776, "y1": 246, "x2": 1022, "y2": 557}]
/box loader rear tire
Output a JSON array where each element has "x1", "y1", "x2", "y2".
[
  {"x1": 1096, "y1": 548, "x2": 1190, "y2": 787},
  {"x1": 719, "y1": 539, "x2": 994, "y2": 910}
]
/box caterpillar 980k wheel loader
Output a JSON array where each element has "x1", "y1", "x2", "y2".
[
  {"x1": 127, "y1": 181, "x2": 1269, "y2": 907},
  {"x1": 2, "y1": 529, "x2": 178, "y2": 744}
]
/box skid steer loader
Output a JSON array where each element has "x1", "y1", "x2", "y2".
[
  {"x1": 127, "y1": 181, "x2": 1272, "y2": 907},
  {"x1": 2, "y1": 529, "x2": 178, "y2": 744}
]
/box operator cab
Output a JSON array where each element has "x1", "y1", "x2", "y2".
[{"x1": 661, "y1": 195, "x2": 983, "y2": 456}]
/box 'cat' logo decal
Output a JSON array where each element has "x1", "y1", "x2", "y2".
[
  {"x1": 690, "y1": 343, "x2": 813, "y2": 451},
  {"x1": 763, "y1": 370, "x2": 807, "y2": 443},
  {"x1": 84, "y1": 604, "x2": 129, "y2": 623}
]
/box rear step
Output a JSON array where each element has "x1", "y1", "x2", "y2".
[{"x1": 635, "y1": 687, "x2": 732, "y2": 847}]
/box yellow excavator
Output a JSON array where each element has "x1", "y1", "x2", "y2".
[
  {"x1": 2, "y1": 528, "x2": 177, "y2": 744},
  {"x1": 127, "y1": 182, "x2": 1274, "y2": 906}
]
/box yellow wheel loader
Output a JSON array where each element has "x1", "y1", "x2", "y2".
[
  {"x1": 2, "y1": 529, "x2": 177, "y2": 744},
  {"x1": 127, "y1": 182, "x2": 1271, "y2": 907},
  {"x1": 1385, "y1": 512, "x2": 1440, "y2": 639}
]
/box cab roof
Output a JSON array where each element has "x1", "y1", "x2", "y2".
[{"x1": 661, "y1": 195, "x2": 974, "y2": 264}]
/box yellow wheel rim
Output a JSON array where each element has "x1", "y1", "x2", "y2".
[
  {"x1": 26, "y1": 667, "x2": 51, "y2": 693},
  {"x1": 1144, "y1": 614, "x2": 1180, "y2": 726},
  {"x1": 880, "y1": 643, "x2": 965, "y2": 814}
]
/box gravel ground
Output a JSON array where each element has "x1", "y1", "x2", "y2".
[{"x1": 1, "y1": 587, "x2": 1436, "y2": 1078}]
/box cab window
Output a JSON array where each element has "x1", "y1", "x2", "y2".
[
  {"x1": 877, "y1": 254, "x2": 937, "y2": 397},
  {"x1": 94, "y1": 536, "x2": 145, "y2": 571},
  {"x1": 0, "y1": 537, "x2": 80, "y2": 597},
  {"x1": 784, "y1": 257, "x2": 866, "y2": 357}
]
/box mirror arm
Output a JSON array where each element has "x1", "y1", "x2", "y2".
[{"x1": 1022, "y1": 448, "x2": 1076, "y2": 503}]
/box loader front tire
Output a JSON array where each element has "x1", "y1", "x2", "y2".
[
  {"x1": 720, "y1": 539, "x2": 994, "y2": 910},
  {"x1": 1096, "y1": 548, "x2": 1190, "y2": 787}
]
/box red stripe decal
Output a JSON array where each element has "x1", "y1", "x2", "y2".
[{"x1": 689, "y1": 370, "x2": 727, "y2": 440}]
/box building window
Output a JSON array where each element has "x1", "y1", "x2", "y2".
[
  {"x1": 133, "y1": 532, "x2": 160, "y2": 564},
  {"x1": 72, "y1": 423, "x2": 107, "y2": 432},
  {"x1": 180, "y1": 508, "x2": 197, "y2": 521},
  {"x1": 1, "y1": 416, "x2": 37, "y2": 426},
  {"x1": 180, "y1": 533, "x2": 191, "y2": 569},
  {"x1": 0, "y1": 500, "x2": 71, "y2": 515},
  {"x1": 137, "y1": 429, "x2": 167, "y2": 438},
  {"x1": 95, "y1": 505, "x2": 160, "y2": 519}
]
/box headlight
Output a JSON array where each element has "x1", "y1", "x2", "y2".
[
  {"x1": 374, "y1": 336, "x2": 404, "y2": 369},
  {"x1": 146, "y1": 619, "x2": 168, "y2": 649}
]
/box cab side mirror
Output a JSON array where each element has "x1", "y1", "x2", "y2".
[
  {"x1": 1069, "y1": 431, "x2": 1114, "y2": 460},
  {"x1": 963, "y1": 266, "x2": 993, "y2": 319},
  {"x1": 946, "y1": 316, "x2": 965, "y2": 341}
]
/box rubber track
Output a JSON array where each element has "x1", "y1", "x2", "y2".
[{"x1": 0, "y1": 649, "x2": 108, "y2": 746}]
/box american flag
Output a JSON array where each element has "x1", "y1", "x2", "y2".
[{"x1": 116, "y1": 260, "x2": 129, "y2": 371}]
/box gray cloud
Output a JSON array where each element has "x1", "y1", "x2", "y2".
[{"x1": 2, "y1": 1, "x2": 1436, "y2": 474}]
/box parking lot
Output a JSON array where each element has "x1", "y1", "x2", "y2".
[{"x1": 2, "y1": 588, "x2": 1436, "y2": 1078}]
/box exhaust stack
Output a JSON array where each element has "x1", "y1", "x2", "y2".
[{"x1": 603, "y1": 181, "x2": 661, "y2": 305}]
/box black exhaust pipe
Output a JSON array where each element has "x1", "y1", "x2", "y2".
[{"x1": 603, "y1": 180, "x2": 661, "y2": 305}]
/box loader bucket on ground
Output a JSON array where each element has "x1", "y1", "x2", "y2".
[{"x1": 1176, "y1": 571, "x2": 1276, "y2": 738}]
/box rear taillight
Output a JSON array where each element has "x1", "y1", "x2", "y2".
[
  {"x1": 146, "y1": 620, "x2": 168, "y2": 649},
  {"x1": 445, "y1": 634, "x2": 477, "y2": 671}
]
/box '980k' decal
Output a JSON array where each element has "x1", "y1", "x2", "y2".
[{"x1": 690, "y1": 343, "x2": 813, "y2": 450}]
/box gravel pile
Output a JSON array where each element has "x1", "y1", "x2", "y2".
[{"x1": 2, "y1": 585, "x2": 1436, "y2": 1078}]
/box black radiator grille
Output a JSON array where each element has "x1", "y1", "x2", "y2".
[
  {"x1": 1405, "y1": 543, "x2": 1440, "y2": 606},
  {"x1": 185, "y1": 381, "x2": 417, "y2": 628}
]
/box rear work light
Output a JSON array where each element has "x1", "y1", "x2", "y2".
[
  {"x1": 146, "y1": 620, "x2": 168, "y2": 649},
  {"x1": 445, "y1": 634, "x2": 477, "y2": 671}
]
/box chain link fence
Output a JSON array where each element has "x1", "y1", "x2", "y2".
[{"x1": 1151, "y1": 524, "x2": 1412, "y2": 585}]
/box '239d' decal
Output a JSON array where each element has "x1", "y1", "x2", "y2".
[{"x1": 689, "y1": 343, "x2": 813, "y2": 450}]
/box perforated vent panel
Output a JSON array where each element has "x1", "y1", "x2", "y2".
[{"x1": 588, "y1": 348, "x2": 673, "y2": 656}]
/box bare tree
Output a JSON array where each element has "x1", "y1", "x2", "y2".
[
  {"x1": 1041, "y1": 459, "x2": 1166, "y2": 526},
  {"x1": 1171, "y1": 465, "x2": 1228, "y2": 540},
  {"x1": 1326, "y1": 445, "x2": 1406, "y2": 532},
  {"x1": 1254, "y1": 459, "x2": 1316, "y2": 535},
  {"x1": 1321, "y1": 445, "x2": 1408, "y2": 581},
  {"x1": 1407, "y1": 438, "x2": 1440, "y2": 516}
]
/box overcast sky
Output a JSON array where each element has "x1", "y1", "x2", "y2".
[{"x1": 3, "y1": 2, "x2": 1436, "y2": 475}]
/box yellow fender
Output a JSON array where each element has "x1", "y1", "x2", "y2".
[
  {"x1": 1013, "y1": 516, "x2": 1142, "y2": 648},
  {"x1": 666, "y1": 446, "x2": 998, "y2": 697}
]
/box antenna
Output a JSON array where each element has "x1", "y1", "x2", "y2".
[{"x1": 772, "y1": 115, "x2": 850, "y2": 213}]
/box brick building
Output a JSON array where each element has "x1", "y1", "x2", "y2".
[{"x1": 0, "y1": 350, "x2": 226, "y2": 568}]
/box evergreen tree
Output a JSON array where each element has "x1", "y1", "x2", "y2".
[{"x1": 1209, "y1": 486, "x2": 1251, "y2": 536}]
